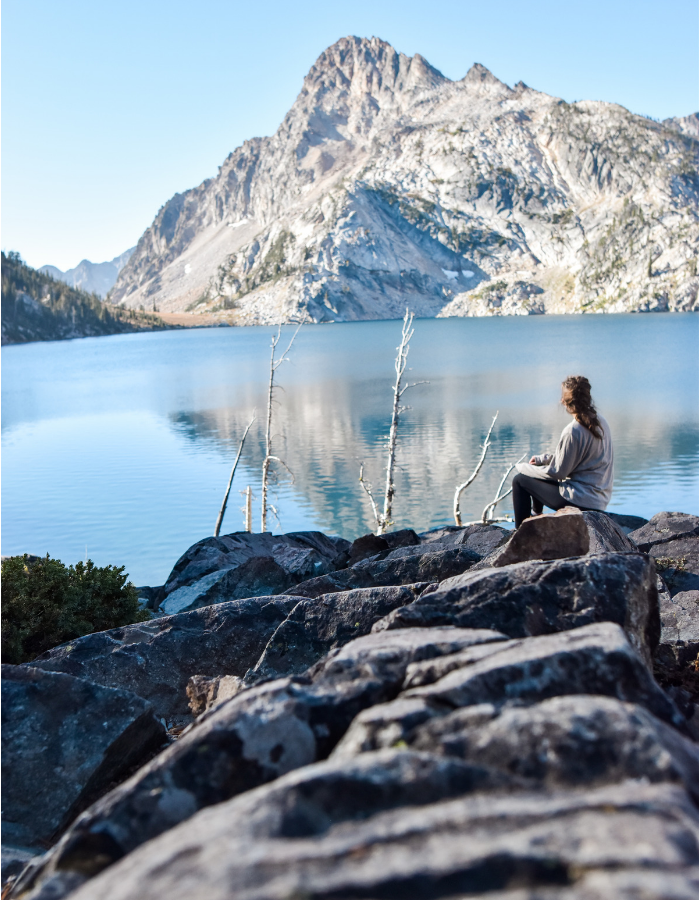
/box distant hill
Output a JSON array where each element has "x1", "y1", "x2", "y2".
[
  {"x1": 40, "y1": 248, "x2": 135, "y2": 298},
  {"x1": 111, "y1": 36, "x2": 698, "y2": 322},
  {"x1": 1, "y1": 251, "x2": 174, "y2": 345}
]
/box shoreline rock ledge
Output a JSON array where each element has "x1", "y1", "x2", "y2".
[{"x1": 2, "y1": 510, "x2": 698, "y2": 900}]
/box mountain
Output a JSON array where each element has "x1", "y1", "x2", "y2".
[
  {"x1": 1, "y1": 252, "x2": 172, "y2": 345},
  {"x1": 40, "y1": 248, "x2": 135, "y2": 299},
  {"x1": 111, "y1": 36, "x2": 698, "y2": 322}
]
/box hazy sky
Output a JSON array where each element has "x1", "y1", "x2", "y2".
[{"x1": 3, "y1": 0, "x2": 698, "y2": 271}]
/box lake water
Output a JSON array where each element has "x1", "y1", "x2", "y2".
[{"x1": 2, "y1": 314, "x2": 698, "y2": 586}]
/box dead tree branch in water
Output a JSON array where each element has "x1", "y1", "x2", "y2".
[
  {"x1": 453, "y1": 412, "x2": 499, "y2": 526},
  {"x1": 261, "y1": 323, "x2": 301, "y2": 532},
  {"x1": 214, "y1": 412, "x2": 256, "y2": 537},
  {"x1": 481, "y1": 453, "x2": 527, "y2": 524},
  {"x1": 359, "y1": 310, "x2": 427, "y2": 535}
]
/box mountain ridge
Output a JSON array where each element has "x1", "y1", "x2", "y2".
[
  {"x1": 110, "y1": 36, "x2": 698, "y2": 322},
  {"x1": 41, "y1": 248, "x2": 135, "y2": 299}
]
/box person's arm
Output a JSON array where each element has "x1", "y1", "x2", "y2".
[
  {"x1": 529, "y1": 453, "x2": 553, "y2": 466},
  {"x1": 542, "y1": 427, "x2": 582, "y2": 480}
]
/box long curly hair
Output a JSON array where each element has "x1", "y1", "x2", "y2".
[{"x1": 562, "y1": 376, "x2": 603, "y2": 439}]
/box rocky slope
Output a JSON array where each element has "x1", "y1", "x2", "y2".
[
  {"x1": 110, "y1": 36, "x2": 698, "y2": 322},
  {"x1": 41, "y1": 248, "x2": 134, "y2": 299},
  {"x1": 2, "y1": 509, "x2": 697, "y2": 899}
]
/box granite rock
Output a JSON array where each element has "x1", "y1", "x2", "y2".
[
  {"x1": 1, "y1": 665, "x2": 165, "y2": 848},
  {"x1": 28, "y1": 595, "x2": 300, "y2": 725}
]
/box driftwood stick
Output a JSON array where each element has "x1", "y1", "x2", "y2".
[
  {"x1": 453, "y1": 411, "x2": 499, "y2": 526},
  {"x1": 381, "y1": 309, "x2": 414, "y2": 533},
  {"x1": 214, "y1": 413, "x2": 256, "y2": 537}
]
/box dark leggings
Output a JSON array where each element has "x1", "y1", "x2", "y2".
[{"x1": 511, "y1": 472, "x2": 591, "y2": 528}]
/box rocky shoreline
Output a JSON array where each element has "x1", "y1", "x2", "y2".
[{"x1": 2, "y1": 509, "x2": 698, "y2": 899}]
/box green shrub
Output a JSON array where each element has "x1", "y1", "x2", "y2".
[{"x1": 1, "y1": 555, "x2": 150, "y2": 664}]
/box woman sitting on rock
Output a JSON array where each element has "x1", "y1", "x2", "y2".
[{"x1": 511, "y1": 375, "x2": 613, "y2": 528}]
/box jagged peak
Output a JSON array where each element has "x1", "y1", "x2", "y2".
[
  {"x1": 302, "y1": 36, "x2": 449, "y2": 96},
  {"x1": 461, "y1": 62, "x2": 510, "y2": 91}
]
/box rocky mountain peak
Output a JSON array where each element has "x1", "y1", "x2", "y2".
[{"x1": 110, "y1": 37, "x2": 698, "y2": 321}]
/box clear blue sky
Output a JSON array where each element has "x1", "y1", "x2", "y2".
[{"x1": 3, "y1": 0, "x2": 698, "y2": 271}]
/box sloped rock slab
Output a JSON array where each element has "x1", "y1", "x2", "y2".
[
  {"x1": 649, "y1": 535, "x2": 699, "y2": 596},
  {"x1": 628, "y1": 511, "x2": 699, "y2": 553},
  {"x1": 18, "y1": 628, "x2": 507, "y2": 896},
  {"x1": 161, "y1": 530, "x2": 350, "y2": 611},
  {"x1": 582, "y1": 510, "x2": 639, "y2": 553},
  {"x1": 333, "y1": 694, "x2": 698, "y2": 799},
  {"x1": 1, "y1": 665, "x2": 165, "y2": 848},
  {"x1": 375, "y1": 551, "x2": 659, "y2": 669},
  {"x1": 62, "y1": 768, "x2": 698, "y2": 900},
  {"x1": 346, "y1": 528, "x2": 419, "y2": 565},
  {"x1": 400, "y1": 622, "x2": 687, "y2": 733},
  {"x1": 249, "y1": 584, "x2": 427, "y2": 682},
  {"x1": 285, "y1": 546, "x2": 479, "y2": 599},
  {"x1": 28, "y1": 595, "x2": 300, "y2": 726}
]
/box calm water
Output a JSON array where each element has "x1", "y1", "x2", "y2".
[{"x1": 2, "y1": 314, "x2": 698, "y2": 586}]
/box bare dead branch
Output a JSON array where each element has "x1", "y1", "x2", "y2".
[
  {"x1": 453, "y1": 411, "x2": 499, "y2": 526},
  {"x1": 481, "y1": 453, "x2": 527, "y2": 524},
  {"x1": 398, "y1": 380, "x2": 429, "y2": 397},
  {"x1": 214, "y1": 412, "x2": 256, "y2": 537},
  {"x1": 261, "y1": 324, "x2": 301, "y2": 532},
  {"x1": 359, "y1": 462, "x2": 382, "y2": 533}
]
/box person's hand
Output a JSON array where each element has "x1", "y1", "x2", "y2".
[{"x1": 529, "y1": 456, "x2": 539, "y2": 465}]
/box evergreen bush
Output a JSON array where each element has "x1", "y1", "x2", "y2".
[{"x1": 1, "y1": 554, "x2": 150, "y2": 664}]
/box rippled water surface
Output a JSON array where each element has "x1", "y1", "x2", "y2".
[{"x1": 2, "y1": 314, "x2": 698, "y2": 585}]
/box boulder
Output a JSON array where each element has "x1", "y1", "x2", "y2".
[
  {"x1": 490, "y1": 507, "x2": 590, "y2": 567},
  {"x1": 28, "y1": 595, "x2": 300, "y2": 726},
  {"x1": 648, "y1": 536, "x2": 699, "y2": 596},
  {"x1": 248, "y1": 584, "x2": 428, "y2": 682},
  {"x1": 418, "y1": 522, "x2": 510, "y2": 557},
  {"x1": 19, "y1": 628, "x2": 506, "y2": 895},
  {"x1": 346, "y1": 528, "x2": 419, "y2": 565},
  {"x1": 659, "y1": 589, "x2": 699, "y2": 647},
  {"x1": 400, "y1": 622, "x2": 687, "y2": 733},
  {"x1": 654, "y1": 589, "x2": 698, "y2": 716},
  {"x1": 628, "y1": 511, "x2": 699, "y2": 553},
  {"x1": 61, "y1": 771, "x2": 697, "y2": 900},
  {"x1": 606, "y1": 512, "x2": 649, "y2": 534},
  {"x1": 284, "y1": 546, "x2": 479, "y2": 598},
  {"x1": 374, "y1": 552, "x2": 659, "y2": 669},
  {"x1": 1, "y1": 665, "x2": 165, "y2": 848},
  {"x1": 581, "y1": 510, "x2": 639, "y2": 553},
  {"x1": 160, "y1": 531, "x2": 350, "y2": 611},
  {"x1": 333, "y1": 694, "x2": 698, "y2": 799}
]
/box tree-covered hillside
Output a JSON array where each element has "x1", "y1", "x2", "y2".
[{"x1": 1, "y1": 251, "x2": 174, "y2": 344}]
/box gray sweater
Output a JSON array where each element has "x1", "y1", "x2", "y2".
[{"x1": 516, "y1": 415, "x2": 614, "y2": 510}]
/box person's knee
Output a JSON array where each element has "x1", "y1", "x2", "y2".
[{"x1": 512, "y1": 473, "x2": 524, "y2": 489}]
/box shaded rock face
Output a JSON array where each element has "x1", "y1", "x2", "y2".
[
  {"x1": 65, "y1": 768, "x2": 697, "y2": 900},
  {"x1": 28, "y1": 595, "x2": 300, "y2": 725},
  {"x1": 628, "y1": 511, "x2": 699, "y2": 553},
  {"x1": 346, "y1": 528, "x2": 420, "y2": 565},
  {"x1": 249, "y1": 584, "x2": 429, "y2": 682},
  {"x1": 581, "y1": 510, "x2": 639, "y2": 553},
  {"x1": 374, "y1": 552, "x2": 659, "y2": 669},
  {"x1": 285, "y1": 546, "x2": 480, "y2": 598},
  {"x1": 0, "y1": 666, "x2": 165, "y2": 848},
  {"x1": 160, "y1": 531, "x2": 350, "y2": 614}
]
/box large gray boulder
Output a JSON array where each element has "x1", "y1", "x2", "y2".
[
  {"x1": 248, "y1": 584, "x2": 427, "y2": 682},
  {"x1": 490, "y1": 507, "x2": 590, "y2": 567},
  {"x1": 1, "y1": 666, "x2": 165, "y2": 848},
  {"x1": 159, "y1": 531, "x2": 350, "y2": 614},
  {"x1": 18, "y1": 628, "x2": 506, "y2": 895},
  {"x1": 374, "y1": 552, "x2": 659, "y2": 669},
  {"x1": 399, "y1": 622, "x2": 687, "y2": 733},
  {"x1": 281, "y1": 546, "x2": 480, "y2": 598},
  {"x1": 28, "y1": 595, "x2": 300, "y2": 726},
  {"x1": 61, "y1": 766, "x2": 697, "y2": 900},
  {"x1": 333, "y1": 694, "x2": 698, "y2": 798}
]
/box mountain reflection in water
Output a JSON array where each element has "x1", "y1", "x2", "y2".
[{"x1": 2, "y1": 315, "x2": 697, "y2": 585}]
